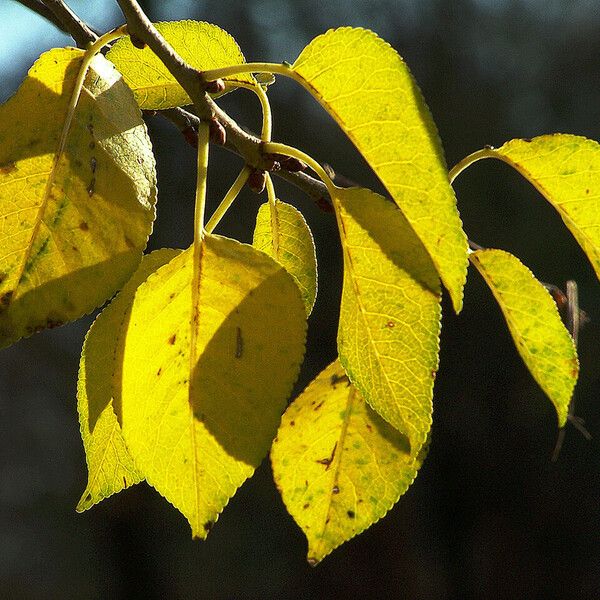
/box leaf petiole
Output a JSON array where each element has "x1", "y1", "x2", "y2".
[
  {"x1": 204, "y1": 166, "x2": 251, "y2": 234},
  {"x1": 265, "y1": 175, "x2": 280, "y2": 258},
  {"x1": 448, "y1": 147, "x2": 496, "y2": 184}
]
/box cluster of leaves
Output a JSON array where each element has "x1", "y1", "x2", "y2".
[{"x1": 0, "y1": 17, "x2": 598, "y2": 564}]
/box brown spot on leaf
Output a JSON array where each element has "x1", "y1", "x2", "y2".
[
  {"x1": 386, "y1": 320, "x2": 395, "y2": 328},
  {"x1": 307, "y1": 558, "x2": 318, "y2": 567},
  {"x1": 365, "y1": 423, "x2": 372, "y2": 432},
  {"x1": 314, "y1": 401, "x2": 324, "y2": 411},
  {"x1": 332, "y1": 485, "x2": 340, "y2": 494},
  {"x1": 0, "y1": 290, "x2": 13, "y2": 307},
  {"x1": 168, "y1": 334, "x2": 176, "y2": 345},
  {"x1": 316, "y1": 442, "x2": 337, "y2": 470},
  {"x1": 157, "y1": 367, "x2": 162, "y2": 376},
  {"x1": 290, "y1": 420, "x2": 295, "y2": 427},
  {"x1": 522, "y1": 138, "x2": 532, "y2": 143},
  {"x1": 203, "y1": 521, "x2": 214, "y2": 532},
  {"x1": 79, "y1": 221, "x2": 89, "y2": 231},
  {"x1": 303, "y1": 503, "x2": 310, "y2": 509},
  {"x1": 330, "y1": 373, "x2": 350, "y2": 387},
  {"x1": 347, "y1": 510, "x2": 355, "y2": 519},
  {"x1": 0, "y1": 162, "x2": 17, "y2": 175},
  {"x1": 586, "y1": 189, "x2": 590, "y2": 194}
]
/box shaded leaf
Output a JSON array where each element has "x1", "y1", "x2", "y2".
[
  {"x1": 0, "y1": 48, "x2": 156, "y2": 348},
  {"x1": 292, "y1": 27, "x2": 468, "y2": 311},
  {"x1": 489, "y1": 135, "x2": 600, "y2": 285},
  {"x1": 334, "y1": 186, "x2": 441, "y2": 458},
  {"x1": 253, "y1": 199, "x2": 317, "y2": 315},
  {"x1": 271, "y1": 360, "x2": 426, "y2": 564},
  {"x1": 470, "y1": 249, "x2": 578, "y2": 426},
  {"x1": 77, "y1": 249, "x2": 180, "y2": 512},
  {"x1": 120, "y1": 236, "x2": 306, "y2": 537},
  {"x1": 107, "y1": 21, "x2": 255, "y2": 109}
]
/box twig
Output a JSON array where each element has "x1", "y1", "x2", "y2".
[{"x1": 37, "y1": 0, "x2": 97, "y2": 47}]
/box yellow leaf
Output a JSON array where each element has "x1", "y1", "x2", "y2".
[
  {"x1": 106, "y1": 21, "x2": 256, "y2": 109},
  {"x1": 253, "y1": 200, "x2": 317, "y2": 315},
  {"x1": 77, "y1": 249, "x2": 180, "y2": 512},
  {"x1": 271, "y1": 360, "x2": 426, "y2": 564},
  {"x1": 292, "y1": 27, "x2": 468, "y2": 312},
  {"x1": 334, "y1": 187, "x2": 441, "y2": 457},
  {"x1": 488, "y1": 135, "x2": 600, "y2": 285},
  {"x1": 0, "y1": 48, "x2": 156, "y2": 348},
  {"x1": 120, "y1": 235, "x2": 306, "y2": 537},
  {"x1": 470, "y1": 249, "x2": 578, "y2": 426}
]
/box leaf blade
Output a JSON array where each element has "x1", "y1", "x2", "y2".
[
  {"x1": 292, "y1": 27, "x2": 468, "y2": 311},
  {"x1": 334, "y1": 186, "x2": 441, "y2": 457},
  {"x1": 77, "y1": 249, "x2": 180, "y2": 512},
  {"x1": 120, "y1": 236, "x2": 306, "y2": 537},
  {"x1": 470, "y1": 249, "x2": 578, "y2": 426},
  {"x1": 106, "y1": 21, "x2": 255, "y2": 109},
  {"x1": 253, "y1": 199, "x2": 317, "y2": 315},
  {"x1": 0, "y1": 48, "x2": 156, "y2": 348},
  {"x1": 271, "y1": 360, "x2": 425, "y2": 564}
]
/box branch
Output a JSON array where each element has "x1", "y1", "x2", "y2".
[{"x1": 30, "y1": 0, "x2": 98, "y2": 48}]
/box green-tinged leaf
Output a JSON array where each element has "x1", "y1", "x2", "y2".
[
  {"x1": 470, "y1": 249, "x2": 578, "y2": 426},
  {"x1": 292, "y1": 27, "x2": 468, "y2": 311},
  {"x1": 0, "y1": 48, "x2": 156, "y2": 349},
  {"x1": 333, "y1": 187, "x2": 441, "y2": 457},
  {"x1": 120, "y1": 236, "x2": 306, "y2": 537},
  {"x1": 488, "y1": 135, "x2": 600, "y2": 285},
  {"x1": 253, "y1": 200, "x2": 317, "y2": 315},
  {"x1": 271, "y1": 360, "x2": 426, "y2": 564},
  {"x1": 77, "y1": 249, "x2": 180, "y2": 512},
  {"x1": 107, "y1": 21, "x2": 256, "y2": 109}
]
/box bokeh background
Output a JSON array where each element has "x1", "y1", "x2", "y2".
[{"x1": 2, "y1": 1, "x2": 600, "y2": 598}]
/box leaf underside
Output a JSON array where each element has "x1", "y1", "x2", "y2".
[
  {"x1": 292, "y1": 27, "x2": 468, "y2": 312},
  {"x1": 0, "y1": 48, "x2": 156, "y2": 348}
]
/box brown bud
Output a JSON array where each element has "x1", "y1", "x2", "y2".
[
  {"x1": 280, "y1": 156, "x2": 307, "y2": 172},
  {"x1": 316, "y1": 196, "x2": 334, "y2": 213},
  {"x1": 130, "y1": 33, "x2": 146, "y2": 50},
  {"x1": 261, "y1": 152, "x2": 281, "y2": 172},
  {"x1": 247, "y1": 169, "x2": 267, "y2": 194},
  {"x1": 182, "y1": 126, "x2": 198, "y2": 149},
  {"x1": 205, "y1": 78, "x2": 226, "y2": 94},
  {"x1": 209, "y1": 118, "x2": 226, "y2": 146}
]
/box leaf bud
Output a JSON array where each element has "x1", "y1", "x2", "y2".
[
  {"x1": 182, "y1": 126, "x2": 198, "y2": 149},
  {"x1": 247, "y1": 169, "x2": 267, "y2": 194},
  {"x1": 209, "y1": 118, "x2": 226, "y2": 146},
  {"x1": 205, "y1": 78, "x2": 226, "y2": 94}
]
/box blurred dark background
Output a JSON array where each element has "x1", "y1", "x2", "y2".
[{"x1": 2, "y1": 0, "x2": 600, "y2": 598}]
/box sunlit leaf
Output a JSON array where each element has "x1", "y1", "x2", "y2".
[
  {"x1": 333, "y1": 186, "x2": 441, "y2": 457},
  {"x1": 120, "y1": 236, "x2": 306, "y2": 537},
  {"x1": 487, "y1": 135, "x2": 600, "y2": 285},
  {"x1": 292, "y1": 27, "x2": 468, "y2": 312},
  {"x1": 77, "y1": 249, "x2": 180, "y2": 512},
  {"x1": 253, "y1": 199, "x2": 317, "y2": 315},
  {"x1": 0, "y1": 48, "x2": 156, "y2": 349},
  {"x1": 107, "y1": 21, "x2": 256, "y2": 109},
  {"x1": 272, "y1": 360, "x2": 426, "y2": 564},
  {"x1": 470, "y1": 249, "x2": 578, "y2": 426}
]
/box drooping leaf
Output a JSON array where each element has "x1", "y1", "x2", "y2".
[
  {"x1": 77, "y1": 249, "x2": 180, "y2": 512},
  {"x1": 0, "y1": 48, "x2": 156, "y2": 349},
  {"x1": 120, "y1": 236, "x2": 306, "y2": 537},
  {"x1": 253, "y1": 200, "x2": 317, "y2": 315},
  {"x1": 334, "y1": 186, "x2": 441, "y2": 458},
  {"x1": 486, "y1": 135, "x2": 600, "y2": 285},
  {"x1": 271, "y1": 360, "x2": 426, "y2": 564},
  {"x1": 292, "y1": 27, "x2": 468, "y2": 312},
  {"x1": 470, "y1": 249, "x2": 578, "y2": 426},
  {"x1": 106, "y1": 21, "x2": 256, "y2": 109}
]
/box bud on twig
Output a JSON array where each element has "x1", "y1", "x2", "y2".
[
  {"x1": 247, "y1": 169, "x2": 267, "y2": 194},
  {"x1": 209, "y1": 118, "x2": 226, "y2": 145},
  {"x1": 205, "y1": 78, "x2": 226, "y2": 94},
  {"x1": 279, "y1": 156, "x2": 307, "y2": 172},
  {"x1": 182, "y1": 126, "x2": 198, "y2": 149}
]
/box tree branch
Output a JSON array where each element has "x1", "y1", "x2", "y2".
[{"x1": 33, "y1": 0, "x2": 97, "y2": 48}]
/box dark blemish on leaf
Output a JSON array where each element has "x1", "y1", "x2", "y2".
[
  {"x1": 347, "y1": 510, "x2": 355, "y2": 519},
  {"x1": 305, "y1": 480, "x2": 309, "y2": 488},
  {"x1": 314, "y1": 401, "x2": 324, "y2": 411},
  {"x1": 87, "y1": 176, "x2": 96, "y2": 196},
  {"x1": 332, "y1": 485, "x2": 340, "y2": 494},
  {"x1": 168, "y1": 334, "x2": 176, "y2": 345},
  {"x1": 203, "y1": 521, "x2": 214, "y2": 532},
  {"x1": 123, "y1": 477, "x2": 127, "y2": 486},
  {"x1": 316, "y1": 442, "x2": 337, "y2": 470},
  {"x1": 307, "y1": 558, "x2": 318, "y2": 567},
  {"x1": 0, "y1": 162, "x2": 17, "y2": 175},
  {"x1": 90, "y1": 157, "x2": 96, "y2": 173},
  {"x1": 365, "y1": 423, "x2": 372, "y2": 432},
  {"x1": 0, "y1": 273, "x2": 5, "y2": 284},
  {"x1": 330, "y1": 373, "x2": 349, "y2": 386},
  {"x1": 235, "y1": 326, "x2": 243, "y2": 359},
  {"x1": 157, "y1": 367, "x2": 162, "y2": 376},
  {"x1": 386, "y1": 320, "x2": 395, "y2": 328},
  {"x1": 303, "y1": 503, "x2": 310, "y2": 509},
  {"x1": 1, "y1": 291, "x2": 13, "y2": 308},
  {"x1": 358, "y1": 498, "x2": 363, "y2": 504},
  {"x1": 79, "y1": 221, "x2": 89, "y2": 231},
  {"x1": 290, "y1": 420, "x2": 295, "y2": 427},
  {"x1": 523, "y1": 138, "x2": 532, "y2": 143},
  {"x1": 325, "y1": 517, "x2": 330, "y2": 524},
  {"x1": 586, "y1": 189, "x2": 590, "y2": 194}
]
